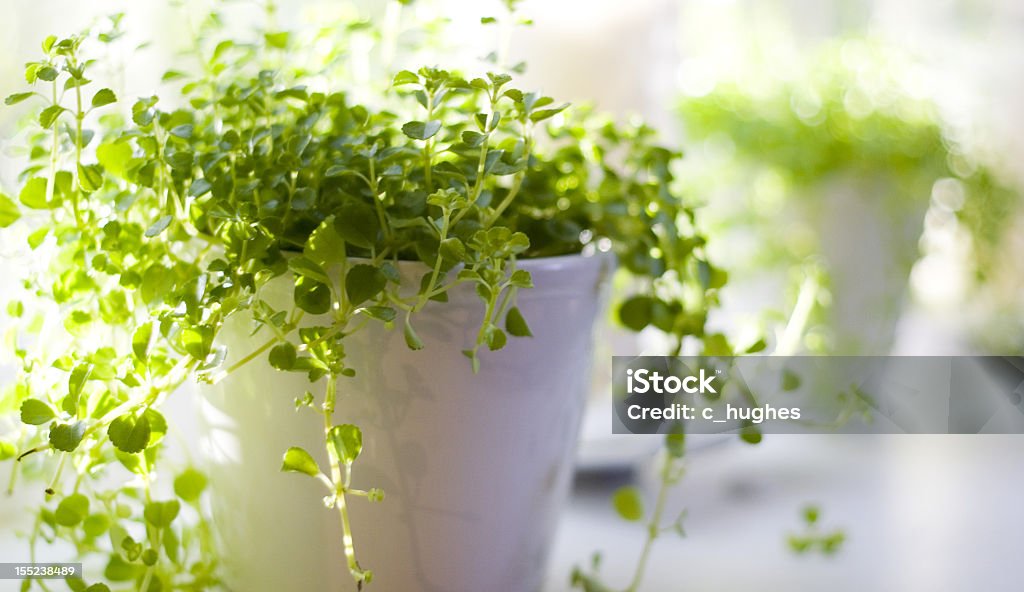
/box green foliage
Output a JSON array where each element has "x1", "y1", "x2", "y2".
[
  {"x1": 0, "y1": 2, "x2": 725, "y2": 591},
  {"x1": 20, "y1": 398, "x2": 56, "y2": 425},
  {"x1": 680, "y1": 37, "x2": 1019, "y2": 289},
  {"x1": 787, "y1": 505, "x2": 846, "y2": 556},
  {"x1": 174, "y1": 468, "x2": 208, "y2": 504},
  {"x1": 328, "y1": 424, "x2": 363, "y2": 466},
  {"x1": 281, "y1": 447, "x2": 320, "y2": 477},
  {"x1": 55, "y1": 494, "x2": 90, "y2": 527},
  {"x1": 611, "y1": 487, "x2": 645, "y2": 522}
]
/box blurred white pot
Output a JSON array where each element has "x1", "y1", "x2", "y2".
[
  {"x1": 199, "y1": 252, "x2": 613, "y2": 592},
  {"x1": 804, "y1": 175, "x2": 929, "y2": 354}
]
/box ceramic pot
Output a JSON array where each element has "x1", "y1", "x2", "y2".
[{"x1": 199, "y1": 252, "x2": 614, "y2": 591}]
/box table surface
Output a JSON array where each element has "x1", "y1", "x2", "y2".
[
  {"x1": 4, "y1": 430, "x2": 1023, "y2": 592},
  {"x1": 545, "y1": 434, "x2": 1024, "y2": 592}
]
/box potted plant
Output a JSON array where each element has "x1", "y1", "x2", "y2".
[
  {"x1": 678, "y1": 38, "x2": 1020, "y2": 354},
  {"x1": 0, "y1": 3, "x2": 731, "y2": 591}
]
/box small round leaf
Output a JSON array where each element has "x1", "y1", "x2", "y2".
[{"x1": 612, "y1": 486, "x2": 645, "y2": 522}]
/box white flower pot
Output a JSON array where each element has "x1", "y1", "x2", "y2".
[{"x1": 199, "y1": 252, "x2": 614, "y2": 591}]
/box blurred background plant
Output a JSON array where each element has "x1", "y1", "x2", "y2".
[
  {"x1": 669, "y1": 0, "x2": 1024, "y2": 356},
  {"x1": 679, "y1": 36, "x2": 1021, "y2": 354}
]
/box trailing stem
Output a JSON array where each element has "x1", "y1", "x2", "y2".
[{"x1": 323, "y1": 375, "x2": 367, "y2": 585}]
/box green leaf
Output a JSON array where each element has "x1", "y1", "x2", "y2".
[
  {"x1": 64, "y1": 363, "x2": 92, "y2": 415},
  {"x1": 346, "y1": 264, "x2": 387, "y2": 306},
  {"x1": 96, "y1": 141, "x2": 132, "y2": 180},
  {"x1": 402, "y1": 120, "x2": 442, "y2": 140},
  {"x1": 803, "y1": 505, "x2": 820, "y2": 525},
  {"x1": 294, "y1": 276, "x2": 332, "y2": 315},
  {"x1": 269, "y1": 342, "x2": 297, "y2": 370},
  {"x1": 20, "y1": 398, "x2": 56, "y2": 425},
  {"x1": 508, "y1": 269, "x2": 533, "y2": 288},
  {"x1": 55, "y1": 493, "x2": 90, "y2": 527},
  {"x1": 83, "y1": 513, "x2": 111, "y2": 537},
  {"x1": 486, "y1": 326, "x2": 507, "y2": 351},
  {"x1": 0, "y1": 192, "x2": 20, "y2": 227},
  {"x1": 327, "y1": 424, "x2": 362, "y2": 465},
  {"x1": 439, "y1": 237, "x2": 466, "y2": 262},
  {"x1": 392, "y1": 70, "x2": 419, "y2": 86},
  {"x1": 182, "y1": 325, "x2": 214, "y2": 360},
  {"x1": 570, "y1": 569, "x2": 616, "y2": 592},
  {"x1": 280, "y1": 446, "x2": 320, "y2": 477},
  {"x1": 360, "y1": 306, "x2": 396, "y2": 322},
  {"x1": 0, "y1": 440, "x2": 16, "y2": 460},
  {"x1": 27, "y1": 227, "x2": 47, "y2": 249},
  {"x1": 745, "y1": 339, "x2": 767, "y2": 354},
  {"x1": 264, "y1": 31, "x2": 291, "y2": 49},
  {"x1": 505, "y1": 306, "x2": 532, "y2": 337},
  {"x1": 666, "y1": 432, "x2": 686, "y2": 458},
  {"x1": 188, "y1": 178, "x2": 212, "y2": 197},
  {"x1": 334, "y1": 202, "x2": 380, "y2": 249},
  {"x1": 49, "y1": 421, "x2": 86, "y2": 452},
  {"x1": 169, "y1": 124, "x2": 194, "y2": 139},
  {"x1": 132, "y1": 323, "x2": 153, "y2": 360},
  {"x1": 461, "y1": 130, "x2": 486, "y2": 147},
  {"x1": 143, "y1": 215, "x2": 172, "y2": 237},
  {"x1": 19, "y1": 177, "x2": 49, "y2": 209},
  {"x1": 163, "y1": 523, "x2": 181, "y2": 563},
  {"x1": 145, "y1": 408, "x2": 168, "y2": 446},
  {"x1": 141, "y1": 549, "x2": 158, "y2": 566},
  {"x1": 36, "y1": 66, "x2": 58, "y2": 82},
  {"x1": 612, "y1": 486, "x2": 645, "y2": 521},
  {"x1": 107, "y1": 413, "x2": 151, "y2": 453},
  {"x1": 3, "y1": 92, "x2": 34, "y2": 106},
  {"x1": 144, "y1": 500, "x2": 181, "y2": 528},
  {"x1": 404, "y1": 317, "x2": 424, "y2": 350},
  {"x1": 39, "y1": 105, "x2": 65, "y2": 128},
  {"x1": 104, "y1": 555, "x2": 141, "y2": 582},
  {"x1": 702, "y1": 333, "x2": 733, "y2": 356},
  {"x1": 697, "y1": 260, "x2": 728, "y2": 290},
  {"x1": 288, "y1": 256, "x2": 330, "y2": 284},
  {"x1": 90, "y1": 88, "x2": 117, "y2": 108},
  {"x1": 740, "y1": 424, "x2": 762, "y2": 445},
  {"x1": 85, "y1": 584, "x2": 112, "y2": 592},
  {"x1": 173, "y1": 468, "x2": 208, "y2": 503},
  {"x1": 618, "y1": 296, "x2": 654, "y2": 331},
  {"x1": 78, "y1": 163, "x2": 104, "y2": 193},
  {"x1": 305, "y1": 216, "x2": 345, "y2": 266},
  {"x1": 69, "y1": 365, "x2": 92, "y2": 398},
  {"x1": 529, "y1": 104, "x2": 569, "y2": 122},
  {"x1": 781, "y1": 369, "x2": 801, "y2": 391}
]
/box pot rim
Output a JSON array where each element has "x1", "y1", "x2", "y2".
[{"x1": 265, "y1": 248, "x2": 616, "y2": 306}]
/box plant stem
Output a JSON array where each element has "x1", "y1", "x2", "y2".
[
  {"x1": 47, "y1": 453, "x2": 67, "y2": 495},
  {"x1": 46, "y1": 80, "x2": 65, "y2": 223},
  {"x1": 624, "y1": 456, "x2": 679, "y2": 592},
  {"x1": 323, "y1": 375, "x2": 364, "y2": 583},
  {"x1": 775, "y1": 271, "x2": 820, "y2": 356},
  {"x1": 423, "y1": 91, "x2": 435, "y2": 193},
  {"x1": 219, "y1": 337, "x2": 277, "y2": 377},
  {"x1": 6, "y1": 457, "x2": 18, "y2": 495},
  {"x1": 485, "y1": 172, "x2": 525, "y2": 226},
  {"x1": 368, "y1": 157, "x2": 392, "y2": 242},
  {"x1": 73, "y1": 67, "x2": 85, "y2": 226},
  {"x1": 414, "y1": 210, "x2": 450, "y2": 312}
]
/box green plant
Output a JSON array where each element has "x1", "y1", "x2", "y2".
[
  {"x1": 0, "y1": 2, "x2": 733, "y2": 590},
  {"x1": 679, "y1": 38, "x2": 1020, "y2": 350},
  {"x1": 787, "y1": 504, "x2": 845, "y2": 556}
]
